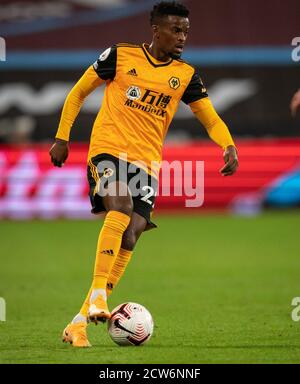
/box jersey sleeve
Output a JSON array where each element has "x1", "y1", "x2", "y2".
[
  {"x1": 181, "y1": 68, "x2": 208, "y2": 105},
  {"x1": 190, "y1": 98, "x2": 235, "y2": 150},
  {"x1": 93, "y1": 45, "x2": 117, "y2": 80},
  {"x1": 55, "y1": 65, "x2": 104, "y2": 141}
]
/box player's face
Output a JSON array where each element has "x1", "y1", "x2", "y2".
[{"x1": 157, "y1": 15, "x2": 190, "y2": 59}]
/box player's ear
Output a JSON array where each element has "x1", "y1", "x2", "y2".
[{"x1": 152, "y1": 24, "x2": 159, "y2": 38}]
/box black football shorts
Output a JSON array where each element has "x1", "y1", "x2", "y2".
[{"x1": 87, "y1": 153, "x2": 158, "y2": 230}]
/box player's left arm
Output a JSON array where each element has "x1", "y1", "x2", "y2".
[
  {"x1": 190, "y1": 98, "x2": 238, "y2": 176},
  {"x1": 181, "y1": 68, "x2": 238, "y2": 176}
]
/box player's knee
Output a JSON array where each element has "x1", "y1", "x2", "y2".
[
  {"x1": 121, "y1": 229, "x2": 138, "y2": 251},
  {"x1": 105, "y1": 196, "x2": 133, "y2": 217},
  {"x1": 114, "y1": 201, "x2": 133, "y2": 217}
]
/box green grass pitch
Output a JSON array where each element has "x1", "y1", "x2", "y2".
[{"x1": 0, "y1": 212, "x2": 300, "y2": 364}]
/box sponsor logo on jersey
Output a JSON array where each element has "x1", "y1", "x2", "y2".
[
  {"x1": 125, "y1": 88, "x2": 172, "y2": 117},
  {"x1": 125, "y1": 99, "x2": 167, "y2": 117},
  {"x1": 141, "y1": 90, "x2": 172, "y2": 108},
  {"x1": 126, "y1": 86, "x2": 141, "y2": 100}
]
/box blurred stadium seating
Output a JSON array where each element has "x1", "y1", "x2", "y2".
[{"x1": 0, "y1": 0, "x2": 299, "y2": 217}]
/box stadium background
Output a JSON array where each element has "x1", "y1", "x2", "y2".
[{"x1": 0, "y1": 0, "x2": 300, "y2": 364}]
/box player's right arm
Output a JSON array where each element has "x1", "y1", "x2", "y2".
[
  {"x1": 50, "y1": 46, "x2": 117, "y2": 167},
  {"x1": 49, "y1": 66, "x2": 104, "y2": 167}
]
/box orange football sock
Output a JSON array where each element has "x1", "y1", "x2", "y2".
[
  {"x1": 78, "y1": 211, "x2": 130, "y2": 316},
  {"x1": 92, "y1": 210, "x2": 130, "y2": 291},
  {"x1": 79, "y1": 286, "x2": 93, "y2": 318},
  {"x1": 106, "y1": 248, "x2": 133, "y2": 297}
]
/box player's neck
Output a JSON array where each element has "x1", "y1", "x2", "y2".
[{"x1": 147, "y1": 43, "x2": 171, "y2": 62}]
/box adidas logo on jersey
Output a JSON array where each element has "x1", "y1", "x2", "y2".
[
  {"x1": 100, "y1": 249, "x2": 114, "y2": 256},
  {"x1": 127, "y1": 68, "x2": 138, "y2": 76}
]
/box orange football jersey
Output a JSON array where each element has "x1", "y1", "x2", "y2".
[{"x1": 88, "y1": 43, "x2": 208, "y2": 177}]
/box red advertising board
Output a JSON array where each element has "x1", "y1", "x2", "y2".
[{"x1": 1, "y1": 139, "x2": 300, "y2": 219}]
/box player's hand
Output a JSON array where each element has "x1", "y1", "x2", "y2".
[
  {"x1": 49, "y1": 139, "x2": 69, "y2": 167},
  {"x1": 220, "y1": 145, "x2": 238, "y2": 176},
  {"x1": 290, "y1": 89, "x2": 300, "y2": 117}
]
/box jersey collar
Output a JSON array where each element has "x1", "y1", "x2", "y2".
[{"x1": 142, "y1": 43, "x2": 173, "y2": 68}]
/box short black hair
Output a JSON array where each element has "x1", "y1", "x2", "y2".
[{"x1": 150, "y1": 1, "x2": 189, "y2": 25}]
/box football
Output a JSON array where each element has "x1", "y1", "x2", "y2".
[{"x1": 108, "y1": 302, "x2": 154, "y2": 346}]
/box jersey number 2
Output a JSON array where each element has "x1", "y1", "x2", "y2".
[{"x1": 141, "y1": 186, "x2": 155, "y2": 206}]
